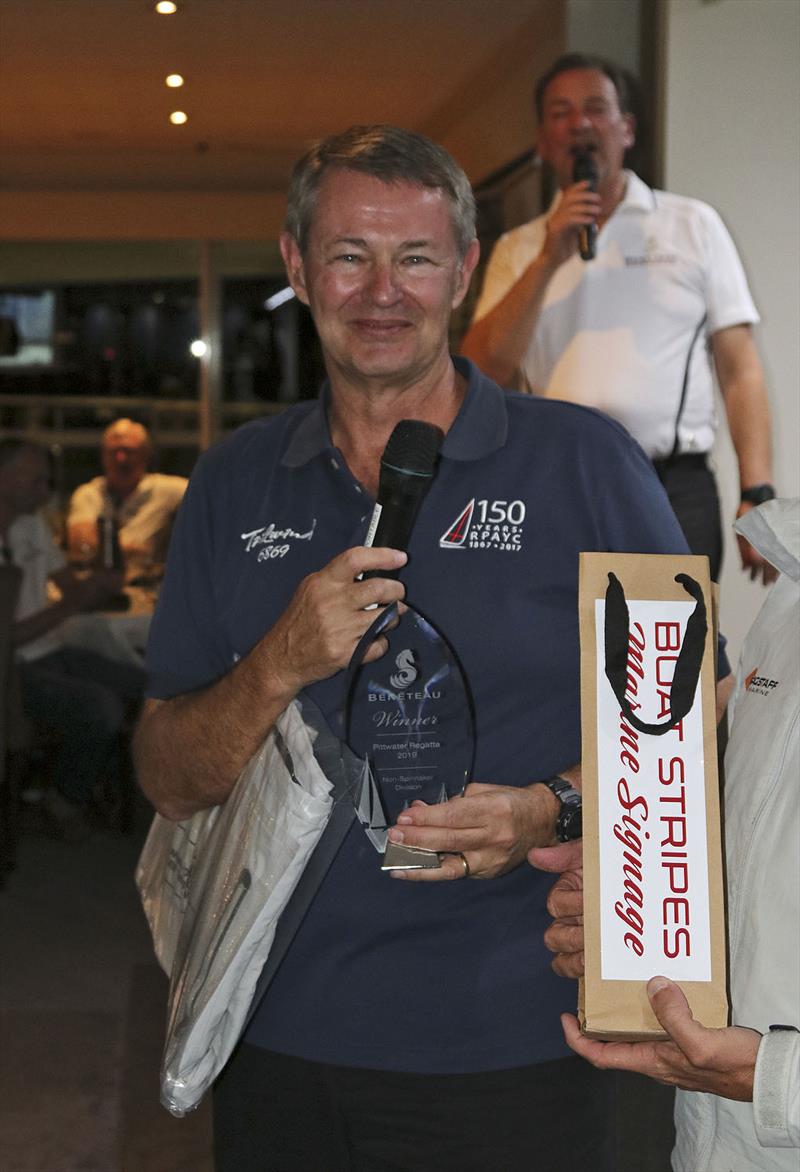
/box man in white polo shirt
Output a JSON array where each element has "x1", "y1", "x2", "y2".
[
  {"x1": 461, "y1": 53, "x2": 775, "y2": 584},
  {"x1": 68, "y1": 418, "x2": 187, "y2": 587}
]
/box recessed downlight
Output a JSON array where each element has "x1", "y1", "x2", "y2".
[
  {"x1": 169, "y1": 110, "x2": 188, "y2": 125},
  {"x1": 165, "y1": 73, "x2": 184, "y2": 88},
  {"x1": 155, "y1": 2, "x2": 177, "y2": 13}
]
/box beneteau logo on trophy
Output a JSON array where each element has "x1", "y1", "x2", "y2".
[{"x1": 390, "y1": 649, "x2": 418, "y2": 689}]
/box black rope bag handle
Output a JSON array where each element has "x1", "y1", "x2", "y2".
[{"x1": 604, "y1": 572, "x2": 707, "y2": 736}]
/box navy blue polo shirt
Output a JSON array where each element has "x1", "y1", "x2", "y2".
[{"x1": 147, "y1": 358, "x2": 695, "y2": 1073}]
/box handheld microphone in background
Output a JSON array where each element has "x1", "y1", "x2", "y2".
[
  {"x1": 572, "y1": 148, "x2": 599, "y2": 262},
  {"x1": 363, "y1": 419, "x2": 444, "y2": 579}
]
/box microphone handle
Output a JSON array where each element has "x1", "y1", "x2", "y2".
[
  {"x1": 362, "y1": 479, "x2": 430, "y2": 580},
  {"x1": 578, "y1": 221, "x2": 597, "y2": 262}
]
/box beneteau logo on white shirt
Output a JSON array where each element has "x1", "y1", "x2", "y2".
[
  {"x1": 240, "y1": 519, "x2": 316, "y2": 562},
  {"x1": 439, "y1": 498, "x2": 524, "y2": 553},
  {"x1": 625, "y1": 235, "x2": 678, "y2": 267}
]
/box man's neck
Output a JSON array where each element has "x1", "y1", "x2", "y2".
[{"x1": 327, "y1": 357, "x2": 465, "y2": 498}]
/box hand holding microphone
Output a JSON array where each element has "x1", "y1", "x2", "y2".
[{"x1": 542, "y1": 150, "x2": 601, "y2": 269}]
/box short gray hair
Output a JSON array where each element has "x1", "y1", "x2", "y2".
[{"x1": 285, "y1": 125, "x2": 477, "y2": 259}]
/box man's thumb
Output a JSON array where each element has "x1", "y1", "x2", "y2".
[{"x1": 647, "y1": 976, "x2": 696, "y2": 1043}]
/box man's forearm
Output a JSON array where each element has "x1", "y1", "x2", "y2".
[
  {"x1": 725, "y1": 372, "x2": 773, "y2": 490},
  {"x1": 461, "y1": 252, "x2": 558, "y2": 386},
  {"x1": 133, "y1": 642, "x2": 297, "y2": 821},
  {"x1": 712, "y1": 324, "x2": 773, "y2": 489}
]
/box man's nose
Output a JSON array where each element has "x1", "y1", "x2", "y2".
[
  {"x1": 367, "y1": 262, "x2": 402, "y2": 305},
  {"x1": 569, "y1": 107, "x2": 592, "y2": 132}
]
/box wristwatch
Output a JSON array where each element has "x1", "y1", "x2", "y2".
[
  {"x1": 539, "y1": 775, "x2": 583, "y2": 842},
  {"x1": 740, "y1": 483, "x2": 776, "y2": 506}
]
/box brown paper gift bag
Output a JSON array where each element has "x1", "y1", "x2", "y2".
[{"x1": 578, "y1": 552, "x2": 728, "y2": 1039}]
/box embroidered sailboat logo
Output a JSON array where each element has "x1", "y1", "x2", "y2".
[{"x1": 439, "y1": 498, "x2": 475, "y2": 548}]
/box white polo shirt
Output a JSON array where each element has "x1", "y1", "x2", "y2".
[
  {"x1": 68, "y1": 472, "x2": 187, "y2": 582},
  {"x1": 473, "y1": 171, "x2": 759, "y2": 459}
]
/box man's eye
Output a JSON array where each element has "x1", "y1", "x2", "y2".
[
  {"x1": 403, "y1": 255, "x2": 431, "y2": 266},
  {"x1": 333, "y1": 253, "x2": 361, "y2": 264}
]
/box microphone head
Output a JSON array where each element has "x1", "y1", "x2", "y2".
[
  {"x1": 381, "y1": 420, "x2": 443, "y2": 479},
  {"x1": 572, "y1": 148, "x2": 598, "y2": 189}
]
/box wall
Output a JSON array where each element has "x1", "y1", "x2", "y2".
[{"x1": 663, "y1": 0, "x2": 800, "y2": 663}]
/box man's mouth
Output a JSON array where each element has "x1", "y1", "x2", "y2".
[{"x1": 350, "y1": 318, "x2": 412, "y2": 336}]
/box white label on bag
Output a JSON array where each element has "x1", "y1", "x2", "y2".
[{"x1": 595, "y1": 599, "x2": 711, "y2": 982}]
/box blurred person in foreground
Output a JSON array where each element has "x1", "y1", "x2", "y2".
[
  {"x1": 533, "y1": 496, "x2": 799, "y2": 1170},
  {"x1": 461, "y1": 53, "x2": 776, "y2": 585},
  {"x1": 135, "y1": 125, "x2": 717, "y2": 1172},
  {"x1": 67, "y1": 418, "x2": 187, "y2": 587},
  {"x1": 0, "y1": 439, "x2": 145, "y2": 834}
]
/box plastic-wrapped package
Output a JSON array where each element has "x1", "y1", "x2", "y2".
[{"x1": 135, "y1": 696, "x2": 351, "y2": 1116}]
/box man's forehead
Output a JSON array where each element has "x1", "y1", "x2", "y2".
[
  {"x1": 104, "y1": 425, "x2": 147, "y2": 449},
  {"x1": 310, "y1": 171, "x2": 453, "y2": 236},
  {"x1": 543, "y1": 68, "x2": 620, "y2": 108}
]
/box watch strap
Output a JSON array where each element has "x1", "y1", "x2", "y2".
[
  {"x1": 740, "y1": 483, "x2": 776, "y2": 506},
  {"x1": 539, "y1": 775, "x2": 583, "y2": 842}
]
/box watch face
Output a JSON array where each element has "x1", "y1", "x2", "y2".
[{"x1": 557, "y1": 805, "x2": 583, "y2": 842}]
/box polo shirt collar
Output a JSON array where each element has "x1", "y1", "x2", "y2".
[
  {"x1": 618, "y1": 170, "x2": 658, "y2": 213},
  {"x1": 281, "y1": 356, "x2": 508, "y2": 469}
]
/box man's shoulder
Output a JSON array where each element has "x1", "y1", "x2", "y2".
[
  {"x1": 506, "y1": 390, "x2": 643, "y2": 448},
  {"x1": 141, "y1": 472, "x2": 189, "y2": 499},
  {"x1": 191, "y1": 401, "x2": 320, "y2": 484},
  {"x1": 70, "y1": 475, "x2": 105, "y2": 503},
  {"x1": 493, "y1": 213, "x2": 548, "y2": 256},
  {"x1": 647, "y1": 184, "x2": 725, "y2": 229}
]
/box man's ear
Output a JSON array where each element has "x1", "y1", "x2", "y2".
[
  {"x1": 279, "y1": 232, "x2": 310, "y2": 306},
  {"x1": 452, "y1": 238, "x2": 481, "y2": 308}
]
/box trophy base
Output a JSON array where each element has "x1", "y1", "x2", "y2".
[{"x1": 381, "y1": 842, "x2": 442, "y2": 872}]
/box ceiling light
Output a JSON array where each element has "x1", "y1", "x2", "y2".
[
  {"x1": 169, "y1": 111, "x2": 188, "y2": 125},
  {"x1": 190, "y1": 339, "x2": 208, "y2": 358},
  {"x1": 155, "y1": 2, "x2": 178, "y2": 13},
  {"x1": 165, "y1": 73, "x2": 184, "y2": 88}
]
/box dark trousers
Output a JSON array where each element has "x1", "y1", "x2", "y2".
[
  {"x1": 653, "y1": 454, "x2": 722, "y2": 581},
  {"x1": 19, "y1": 647, "x2": 145, "y2": 806},
  {"x1": 213, "y1": 1044, "x2": 617, "y2": 1172}
]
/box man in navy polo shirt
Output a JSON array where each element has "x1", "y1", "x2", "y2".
[{"x1": 135, "y1": 126, "x2": 704, "y2": 1172}]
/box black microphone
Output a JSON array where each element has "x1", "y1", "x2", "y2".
[
  {"x1": 363, "y1": 419, "x2": 443, "y2": 579},
  {"x1": 572, "y1": 148, "x2": 598, "y2": 262}
]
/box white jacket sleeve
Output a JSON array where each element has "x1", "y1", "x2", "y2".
[{"x1": 753, "y1": 1028, "x2": 800, "y2": 1148}]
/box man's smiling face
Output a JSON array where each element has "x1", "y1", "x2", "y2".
[{"x1": 281, "y1": 168, "x2": 478, "y2": 392}]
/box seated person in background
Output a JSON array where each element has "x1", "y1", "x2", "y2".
[
  {"x1": 67, "y1": 419, "x2": 187, "y2": 587},
  {"x1": 0, "y1": 440, "x2": 146, "y2": 835}
]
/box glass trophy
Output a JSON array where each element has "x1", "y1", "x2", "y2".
[{"x1": 344, "y1": 602, "x2": 475, "y2": 871}]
